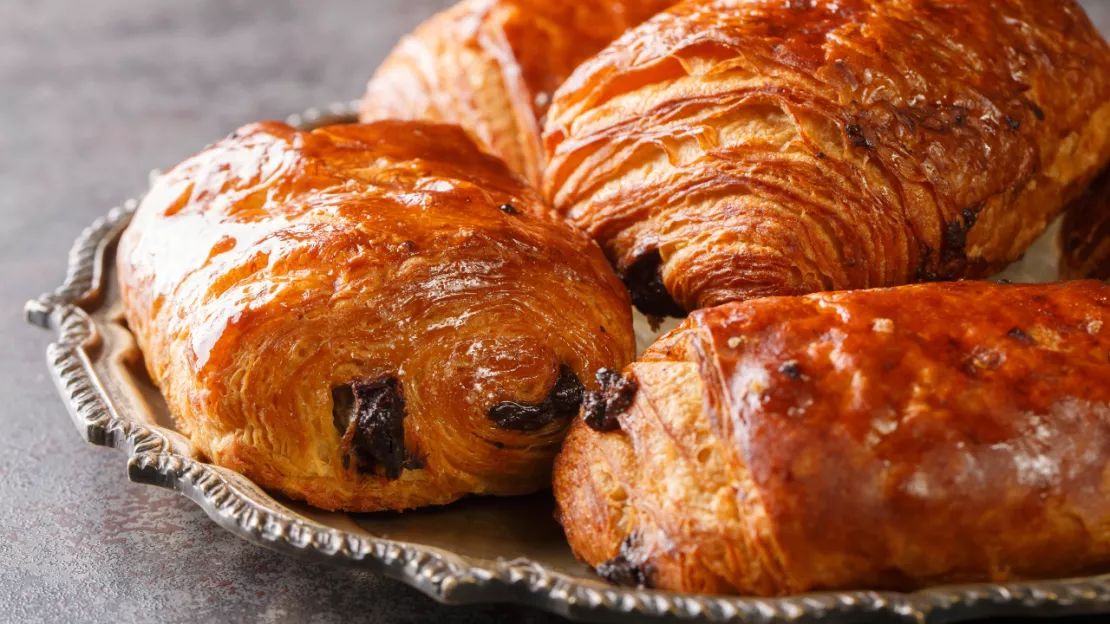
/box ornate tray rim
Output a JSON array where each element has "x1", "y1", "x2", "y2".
[{"x1": 24, "y1": 101, "x2": 1110, "y2": 624}]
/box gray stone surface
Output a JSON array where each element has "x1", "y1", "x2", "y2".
[{"x1": 2, "y1": 0, "x2": 1109, "y2": 622}]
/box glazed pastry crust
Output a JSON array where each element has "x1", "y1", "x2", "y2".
[
  {"x1": 360, "y1": 0, "x2": 675, "y2": 186},
  {"x1": 555, "y1": 280, "x2": 1110, "y2": 595},
  {"x1": 544, "y1": 0, "x2": 1110, "y2": 314},
  {"x1": 1061, "y1": 166, "x2": 1110, "y2": 280},
  {"x1": 118, "y1": 120, "x2": 634, "y2": 512}
]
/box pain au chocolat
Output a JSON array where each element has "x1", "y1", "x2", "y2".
[
  {"x1": 117, "y1": 120, "x2": 634, "y2": 512},
  {"x1": 359, "y1": 0, "x2": 676, "y2": 187},
  {"x1": 555, "y1": 280, "x2": 1110, "y2": 595},
  {"x1": 543, "y1": 0, "x2": 1110, "y2": 316}
]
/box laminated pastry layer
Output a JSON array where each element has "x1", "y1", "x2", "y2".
[
  {"x1": 544, "y1": 0, "x2": 1110, "y2": 314},
  {"x1": 360, "y1": 0, "x2": 676, "y2": 186},
  {"x1": 554, "y1": 280, "x2": 1110, "y2": 595},
  {"x1": 118, "y1": 120, "x2": 635, "y2": 512}
]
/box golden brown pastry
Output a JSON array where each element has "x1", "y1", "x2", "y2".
[
  {"x1": 554, "y1": 280, "x2": 1110, "y2": 595},
  {"x1": 544, "y1": 0, "x2": 1110, "y2": 316},
  {"x1": 117, "y1": 120, "x2": 635, "y2": 512},
  {"x1": 360, "y1": 0, "x2": 676, "y2": 186},
  {"x1": 1061, "y1": 166, "x2": 1110, "y2": 279}
]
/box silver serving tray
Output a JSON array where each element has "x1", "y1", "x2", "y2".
[{"x1": 25, "y1": 102, "x2": 1110, "y2": 623}]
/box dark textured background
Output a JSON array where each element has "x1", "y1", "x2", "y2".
[{"x1": 3, "y1": 1, "x2": 1110, "y2": 622}]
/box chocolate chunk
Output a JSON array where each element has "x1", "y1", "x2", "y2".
[
  {"x1": 488, "y1": 365, "x2": 584, "y2": 431},
  {"x1": 778, "y1": 360, "x2": 802, "y2": 379},
  {"x1": 499, "y1": 203, "x2": 518, "y2": 215},
  {"x1": 594, "y1": 533, "x2": 654, "y2": 588},
  {"x1": 846, "y1": 124, "x2": 872, "y2": 149},
  {"x1": 940, "y1": 206, "x2": 981, "y2": 267},
  {"x1": 620, "y1": 250, "x2": 687, "y2": 318},
  {"x1": 581, "y1": 393, "x2": 608, "y2": 429},
  {"x1": 583, "y1": 368, "x2": 639, "y2": 432},
  {"x1": 547, "y1": 367, "x2": 586, "y2": 414},
  {"x1": 1008, "y1": 327, "x2": 1036, "y2": 344},
  {"x1": 333, "y1": 377, "x2": 410, "y2": 480},
  {"x1": 1032, "y1": 105, "x2": 1045, "y2": 121},
  {"x1": 941, "y1": 217, "x2": 967, "y2": 260}
]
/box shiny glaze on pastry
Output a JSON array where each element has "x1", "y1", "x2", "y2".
[
  {"x1": 360, "y1": 0, "x2": 676, "y2": 186},
  {"x1": 543, "y1": 0, "x2": 1110, "y2": 315},
  {"x1": 555, "y1": 280, "x2": 1110, "y2": 595},
  {"x1": 117, "y1": 120, "x2": 635, "y2": 512},
  {"x1": 1061, "y1": 166, "x2": 1110, "y2": 279}
]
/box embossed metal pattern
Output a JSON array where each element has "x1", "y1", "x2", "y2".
[{"x1": 25, "y1": 102, "x2": 1110, "y2": 624}]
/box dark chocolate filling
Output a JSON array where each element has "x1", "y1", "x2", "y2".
[
  {"x1": 594, "y1": 533, "x2": 654, "y2": 588},
  {"x1": 1008, "y1": 327, "x2": 1036, "y2": 345},
  {"x1": 487, "y1": 365, "x2": 584, "y2": 431},
  {"x1": 582, "y1": 368, "x2": 639, "y2": 432},
  {"x1": 332, "y1": 376, "x2": 410, "y2": 480},
  {"x1": 940, "y1": 206, "x2": 980, "y2": 267},
  {"x1": 620, "y1": 250, "x2": 687, "y2": 319},
  {"x1": 846, "y1": 123, "x2": 873, "y2": 149},
  {"x1": 778, "y1": 360, "x2": 802, "y2": 379}
]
